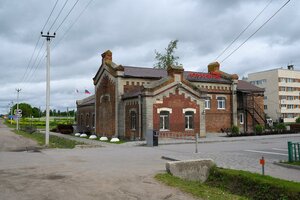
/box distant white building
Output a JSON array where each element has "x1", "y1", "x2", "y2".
[{"x1": 247, "y1": 65, "x2": 300, "y2": 123}]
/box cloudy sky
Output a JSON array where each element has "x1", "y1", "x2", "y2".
[{"x1": 0, "y1": 0, "x2": 299, "y2": 114}]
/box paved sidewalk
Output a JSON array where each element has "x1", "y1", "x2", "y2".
[{"x1": 46, "y1": 131, "x2": 300, "y2": 147}]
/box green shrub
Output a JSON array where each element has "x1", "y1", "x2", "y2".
[
  {"x1": 296, "y1": 117, "x2": 300, "y2": 123},
  {"x1": 231, "y1": 125, "x2": 239, "y2": 135},
  {"x1": 275, "y1": 123, "x2": 286, "y2": 133},
  {"x1": 255, "y1": 124, "x2": 264, "y2": 134}
]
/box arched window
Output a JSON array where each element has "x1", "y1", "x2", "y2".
[
  {"x1": 86, "y1": 114, "x2": 89, "y2": 126},
  {"x1": 92, "y1": 114, "x2": 95, "y2": 128},
  {"x1": 217, "y1": 97, "x2": 226, "y2": 109},
  {"x1": 80, "y1": 114, "x2": 84, "y2": 126},
  {"x1": 159, "y1": 111, "x2": 170, "y2": 130},
  {"x1": 130, "y1": 111, "x2": 136, "y2": 130},
  {"x1": 185, "y1": 111, "x2": 194, "y2": 129}
]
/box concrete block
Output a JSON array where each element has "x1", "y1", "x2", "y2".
[{"x1": 166, "y1": 159, "x2": 215, "y2": 183}]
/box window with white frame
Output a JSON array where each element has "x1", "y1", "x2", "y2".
[
  {"x1": 185, "y1": 111, "x2": 194, "y2": 129},
  {"x1": 239, "y1": 113, "x2": 244, "y2": 124},
  {"x1": 217, "y1": 97, "x2": 226, "y2": 109},
  {"x1": 205, "y1": 97, "x2": 211, "y2": 109},
  {"x1": 264, "y1": 105, "x2": 268, "y2": 110},
  {"x1": 159, "y1": 111, "x2": 170, "y2": 130},
  {"x1": 130, "y1": 111, "x2": 137, "y2": 130}
]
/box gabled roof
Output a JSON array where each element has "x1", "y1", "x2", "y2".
[
  {"x1": 123, "y1": 66, "x2": 232, "y2": 83},
  {"x1": 123, "y1": 66, "x2": 167, "y2": 78},
  {"x1": 76, "y1": 94, "x2": 95, "y2": 106},
  {"x1": 237, "y1": 80, "x2": 264, "y2": 93}
]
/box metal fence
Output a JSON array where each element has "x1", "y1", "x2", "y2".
[{"x1": 288, "y1": 141, "x2": 300, "y2": 162}]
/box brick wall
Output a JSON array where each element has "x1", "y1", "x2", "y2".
[
  {"x1": 124, "y1": 101, "x2": 140, "y2": 140},
  {"x1": 95, "y1": 75, "x2": 116, "y2": 137},
  {"x1": 153, "y1": 90, "x2": 200, "y2": 135},
  {"x1": 205, "y1": 93, "x2": 232, "y2": 132},
  {"x1": 77, "y1": 105, "x2": 94, "y2": 133}
]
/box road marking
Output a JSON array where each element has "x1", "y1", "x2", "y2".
[
  {"x1": 271, "y1": 148, "x2": 288, "y2": 152},
  {"x1": 244, "y1": 149, "x2": 288, "y2": 156}
]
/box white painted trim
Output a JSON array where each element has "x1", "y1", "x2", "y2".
[
  {"x1": 182, "y1": 108, "x2": 196, "y2": 114},
  {"x1": 157, "y1": 107, "x2": 172, "y2": 114},
  {"x1": 216, "y1": 95, "x2": 227, "y2": 99}
]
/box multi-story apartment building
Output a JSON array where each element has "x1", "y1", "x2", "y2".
[{"x1": 248, "y1": 65, "x2": 300, "y2": 123}]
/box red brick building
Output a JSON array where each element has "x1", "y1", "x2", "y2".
[{"x1": 77, "y1": 50, "x2": 265, "y2": 141}]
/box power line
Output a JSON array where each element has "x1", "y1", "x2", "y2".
[
  {"x1": 48, "y1": 0, "x2": 70, "y2": 32},
  {"x1": 221, "y1": 0, "x2": 291, "y2": 63},
  {"x1": 22, "y1": 40, "x2": 45, "y2": 84},
  {"x1": 54, "y1": 0, "x2": 94, "y2": 49},
  {"x1": 215, "y1": 0, "x2": 273, "y2": 61},
  {"x1": 54, "y1": 0, "x2": 80, "y2": 33},
  {"x1": 20, "y1": 0, "x2": 61, "y2": 88},
  {"x1": 41, "y1": 0, "x2": 60, "y2": 32},
  {"x1": 20, "y1": 35, "x2": 41, "y2": 83}
]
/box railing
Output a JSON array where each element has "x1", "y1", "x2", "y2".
[
  {"x1": 288, "y1": 141, "x2": 300, "y2": 162},
  {"x1": 245, "y1": 99, "x2": 266, "y2": 125}
]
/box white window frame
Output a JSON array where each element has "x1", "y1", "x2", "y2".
[
  {"x1": 159, "y1": 111, "x2": 170, "y2": 131},
  {"x1": 205, "y1": 97, "x2": 211, "y2": 109},
  {"x1": 185, "y1": 111, "x2": 194, "y2": 130},
  {"x1": 217, "y1": 97, "x2": 226, "y2": 109}
]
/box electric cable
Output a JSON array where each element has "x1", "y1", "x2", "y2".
[
  {"x1": 53, "y1": 0, "x2": 94, "y2": 49},
  {"x1": 41, "y1": 0, "x2": 60, "y2": 32},
  {"x1": 48, "y1": 0, "x2": 69, "y2": 32},
  {"x1": 215, "y1": 0, "x2": 273, "y2": 61},
  {"x1": 54, "y1": 0, "x2": 80, "y2": 33},
  {"x1": 221, "y1": 0, "x2": 291, "y2": 63}
]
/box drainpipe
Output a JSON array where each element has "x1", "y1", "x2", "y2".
[{"x1": 138, "y1": 94, "x2": 142, "y2": 139}]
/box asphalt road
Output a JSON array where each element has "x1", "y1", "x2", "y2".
[{"x1": 1, "y1": 119, "x2": 300, "y2": 200}]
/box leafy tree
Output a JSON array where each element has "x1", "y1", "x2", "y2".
[
  {"x1": 32, "y1": 107, "x2": 41, "y2": 118},
  {"x1": 154, "y1": 40, "x2": 181, "y2": 69},
  {"x1": 12, "y1": 103, "x2": 32, "y2": 118}
]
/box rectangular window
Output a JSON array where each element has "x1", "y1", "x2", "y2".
[
  {"x1": 281, "y1": 104, "x2": 286, "y2": 108},
  {"x1": 287, "y1": 104, "x2": 293, "y2": 109},
  {"x1": 286, "y1": 78, "x2": 294, "y2": 83},
  {"x1": 185, "y1": 111, "x2": 194, "y2": 129},
  {"x1": 205, "y1": 98, "x2": 211, "y2": 109},
  {"x1": 239, "y1": 113, "x2": 244, "y2": 124},
  {"x1": 287, "y1": 96, "x2": 294, "y2": 100},
  {"x1": 264, "y1": 105, "x2": 268, "y2": 110},
  {"x1": 217, "y1": 97, "x2": 226, "y2": 109},
  {"x1": 159, "y1": 111, "x2": 170, "y2": 130},
  {"x1": 286, "y1": 87, "x2": 293, "y2": 91}
]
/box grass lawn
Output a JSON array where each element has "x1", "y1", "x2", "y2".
[
  {"x1": 285, "y1": 161, "x2": 300, "y2": 166},
  {"x1": 156, "y1": 167, "x2": 300, "y2": 200},
  {"x1": 155, "y1": 173, "x2": 247, "y2": 200},
  {"x1": 14, "y1": 130, "x2": 83, "y2": 149}
]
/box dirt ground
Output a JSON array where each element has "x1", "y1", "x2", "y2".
[
  {"x1": 0, "y1": 119, "x2": 38, "y2": 152},
  {"x1": 0, "y1": 119, "x2": 198, "y2": 200}
]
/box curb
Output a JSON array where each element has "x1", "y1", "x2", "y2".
[
  {"x1": 273, "y1": 162, "x2": 300, "y2": 170},
  {"x1": 161, "y1": 156, "x2": 180, "y2": 161}
]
